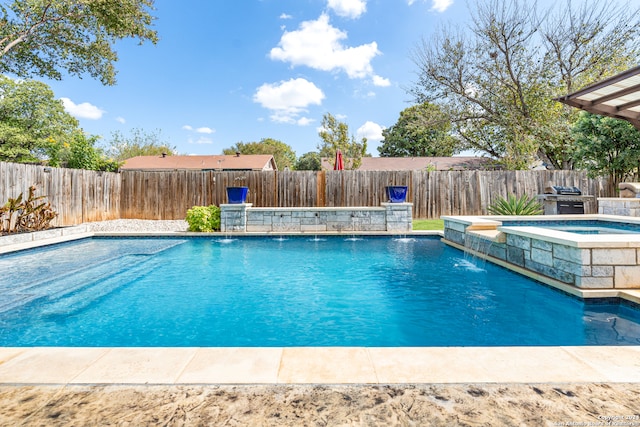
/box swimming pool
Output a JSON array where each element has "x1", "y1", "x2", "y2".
[{"x1": 1, "y1": 236, "x2": 639, "y2": 346}]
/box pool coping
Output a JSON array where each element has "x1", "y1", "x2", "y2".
[
  {"x1": 1, "y1": 228, "x2": 639, "y2": 385},
  {"x1": 1, "y1": 346, "x2": 640, "y2": 385}
]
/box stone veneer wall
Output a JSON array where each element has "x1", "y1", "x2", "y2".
[
  {"x1": 0, "y1": 224, "x2": 89, "y2": 247},
  {"x1": 598, "y1": 198, "x2": 640, "y2": 217},
  {"x1": 443, "y1": 219, "x2": 640, "y2": 289},
  {"x1": 221, "y1": 203, "x2": 412, "y2": 233}
]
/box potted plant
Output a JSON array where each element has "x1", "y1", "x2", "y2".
[{"x1": 385, "y1": 185, "x2": 408, "y2": 203}]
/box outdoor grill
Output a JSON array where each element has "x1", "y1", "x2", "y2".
[
  {"x1": 549, "y1": 185, "x2": 582, "y2": 196},
  {"x1": 537, "y1": 184, "x2": 594, "y2": 215}
]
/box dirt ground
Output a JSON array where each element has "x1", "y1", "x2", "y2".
[{"x1": 1, "y1": 383, "x2": 640, "y2": 426}]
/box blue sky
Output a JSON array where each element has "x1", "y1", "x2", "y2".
[{"x1": 41, "y1": 0, "x2": 586, "y2": 157}]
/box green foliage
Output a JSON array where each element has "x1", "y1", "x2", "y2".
[
  {"x1": 488, "y1": 194, "x2": 543, "y2": 216},
  {"x1": 317, "y1": 113, "x2": 367, "y2": 170},
  {"x1": 224, "y1": 138, "x2": 296, "y2": 170},
  {"x1": 379, "y1": 102, "x2": 461, "y2": 157},
  {"x1": 0, "y1": 75, "x2": 78, "y2": 163},
  {"x1": 572, "y1": 113, "x2": 640, "y2": 186},
  {"x1": 0, "y1": 0, "x2": 158, "y2": 86},
  {"x1": 106, "y1": 128, "x2": 177, "y2": 161},
  {"x1": 185, "y1": 205, "x2": 221, "y2": 232},
  {"x1": 0, "y1": 75, "x2": 118, "y2": 171},
  {"x1": 410, "y1": 0, "x2": 640, "y2": 170},
  {"x1": 47, "y1": 132, "x2": 121, "y2": 171},
  {"x1": 1, "y1": 185, "x2": 57, "y2": 233},
  {"x1": 295, "y1": 152, "x2": 322, "y2": 171},
  {"x1": 66, "y1": 133, "x2": 102, "y2": 170}
]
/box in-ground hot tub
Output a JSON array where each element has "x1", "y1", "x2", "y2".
[
  {"x1": 500, "y1": 219, "x2": 640, "y2": 235},
  {"x1": 442, "y1": 214, "x2": 640, "y2": 297}
]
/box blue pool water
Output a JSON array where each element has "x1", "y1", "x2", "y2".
[
  {"x1": 501, "y1": 219, "x2": 640, "y2": 235},
  {"x1": 1, "y1": 236, "x2": 639, "y2": 347}
]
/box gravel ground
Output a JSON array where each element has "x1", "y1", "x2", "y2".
[
  {"x1": 2, "y1": 383, "x2": 640, "y2": 426},
  {"x1": 85, "y1": 219, "x2": 189, "y2": 233}
]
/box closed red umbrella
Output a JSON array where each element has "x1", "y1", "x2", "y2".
[{"x1": 334, "y1": 149, "x2": 344, "y2": 170}]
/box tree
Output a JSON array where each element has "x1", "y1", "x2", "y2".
[
  {"x1": 572, "y1": 113, "x2": 640, "y2": 187},
  {"x1": 106, "y1": 128, "x2": 176, "y2": 161},
  {"x1": 47, "y1": 131, "x2": 120, "y2": 171},
  {"x1": 66, "y1": 132, "x2": 109, "y2": 170},
  {"x1": 410, "y1": 0, "x2": 640, "y2": 170},
  {"x1": 0, "y1": 75, "x2": 78, "y2": 162},
  {"x1": 0, "y1": 0, "x2": 158, "y2": 85},
  {"x1": 295, "y1": 152, "x2": 322, "y2": 171},
  {"x1": 223, "y1": 138, "x2": 296, "y2": 170},
  {"x1": 317, "y1": 113, "x2": 367, "y2": 170},
  {"x1": 378, "y1": 102, "x2": 461, "y2": 157}
]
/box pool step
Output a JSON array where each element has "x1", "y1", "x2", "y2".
[
  {"x1": 0, "y1": 239, "x2": 186, "y2": 296},
  {"x1": 0, "y1": 255, "x2": 153, "y2": 314},
  {"x1": 0, "y1": 252, "x2": 128, "y2": 296},
  {"x1": 40, "y1": 255, "x2": 164, "y2": 317}
]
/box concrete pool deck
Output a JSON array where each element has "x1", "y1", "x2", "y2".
[{"x1": 1, "y1": 346, "x2": 640, "y2": 385}]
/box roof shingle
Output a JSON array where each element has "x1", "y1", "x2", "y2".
[
  {"x1": 121, "y1": 155, "x2": 277, "y2": 171},
  {"x1": 320, "y1": 156, "x2": 495, "y2": 171}
]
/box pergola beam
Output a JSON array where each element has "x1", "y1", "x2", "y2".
[
  {"x1": 555, "y1": 65, "x2": 640, "y2": 130},
  {"x1": 590, "y1": 83, "x2": 640, "y2": 106}
]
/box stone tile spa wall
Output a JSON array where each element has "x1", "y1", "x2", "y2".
[
  {"x1": 598, "y1": 198, "x2": 640, "y2": 217},
  {"x1": 221, "y1": 203, "x2": 413, "y2": 234},
  {"x1": 444, "y1": 217, "x2": 640, "y2": 290}
]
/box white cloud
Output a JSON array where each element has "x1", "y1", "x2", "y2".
[
  {"x1": 254, "y1": 78, "x2": 325, "y2": 124},
  {"x1": 269, "y1": 14, "x2": 383, "y2": 81},
  {"x1": 115, "y1": 117, "x2": 126, "y2": 124},
  {"x1": 356, "y1": 121, "x2": 384, "y2": 141},
  {"x1": 297, "y1": 117, "x2": 314, "y2": 126},
  {"x1": 280, "y1": 13, "x2": 292, "y2": 19},
  {"x1": 60, "y1": 97, "x2": 104, "y2": 120},
  {"x1": 327, "y1": 0, "x2": 366, "y2": 19},
  {"x1": 407, "y1": 0, "x2": 453, "y2": 12},
  {"x1": 196, "y1": 127, "x2": 215, "y2": 134},
  {"x1": 372, "y1": 75, "x2": 391, "y2": 87},
  {"x1": 183, "y1": 125, "x2": 216, "y2": 143},
  {"x1": 183, "y1": 125, "x2": 215, "y2": 134},
  {"x1": 431, "y1": 0, "x2": 453, "y2": 12}
]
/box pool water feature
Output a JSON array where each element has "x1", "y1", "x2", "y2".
[{"x1": 1, "y1": 236, "x2": 639, "y2": 347}]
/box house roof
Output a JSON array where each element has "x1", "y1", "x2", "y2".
[
  {"x1": 555, "y1": 65, "x2": 640, "y2": 129},
  {"x1": 120, "y1": 154, "x2": 277, "y2": 171},
  {"x1": 321, "y1": 156, "x2": 495, "y2": 171}
]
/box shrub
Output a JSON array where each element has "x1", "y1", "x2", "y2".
[
  {"x1": 488, "y1": 194, "x2": 543, "y2": 216},
  {"x1": 185, "y1": 205, "x2": 221, "y2": 232},
  {"x1": 1, "y1": 185, "x2": 58, "y2": 234}
]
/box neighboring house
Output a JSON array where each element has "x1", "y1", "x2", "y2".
[
  {"x1": 320, "y1": 156, "x2": 496, "y2": 171},
  {"x1": 121, "y1": 154, "x2": 278, "y2": 171}
]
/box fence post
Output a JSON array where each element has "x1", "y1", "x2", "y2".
[{"x1": 316, "y1": 170, "x2": 326, "y2": 207}]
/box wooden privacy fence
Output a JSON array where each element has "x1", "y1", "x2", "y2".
[
  {"x1": 0, "y1": 162, "x2": 121, "y2": 226},
  {"x1": 119, "y1": 169, "x2": 612, "y2": 220},
  {"x1": 1, "y1": 162, "x2": 613, "y2": 224}
]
